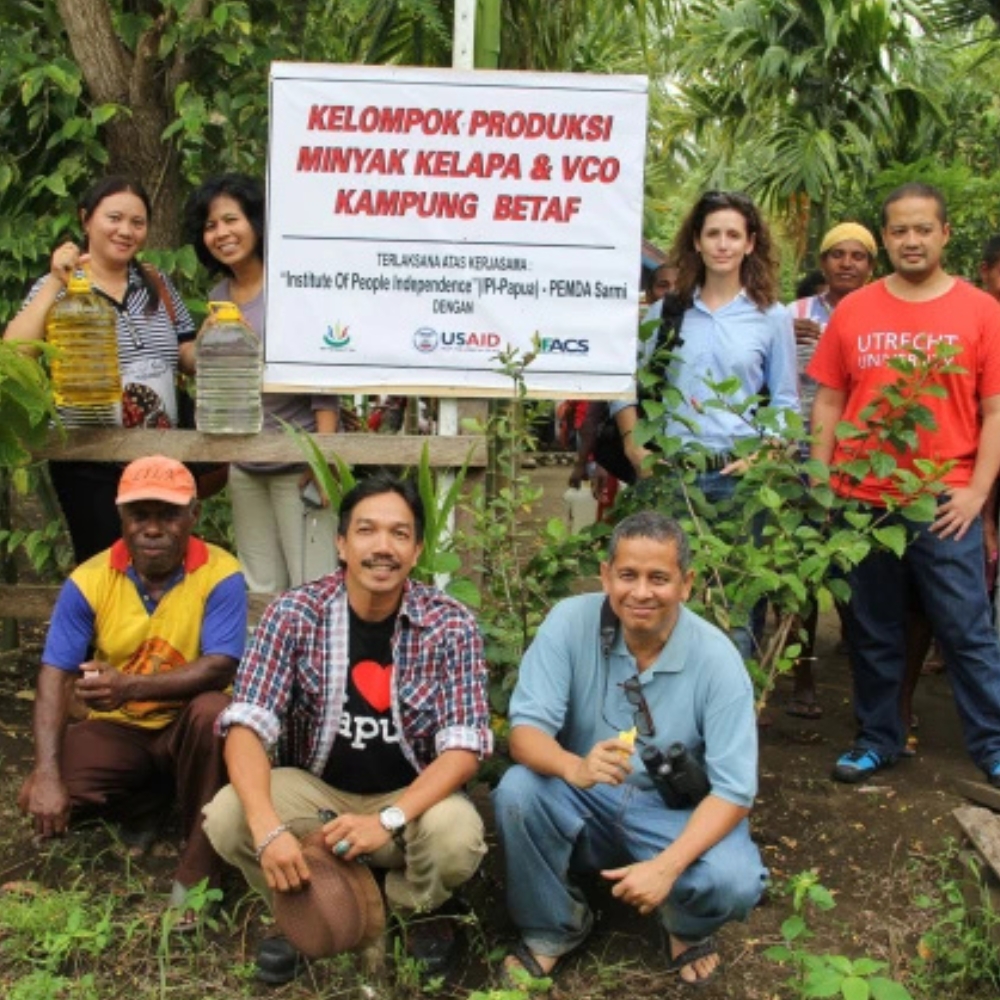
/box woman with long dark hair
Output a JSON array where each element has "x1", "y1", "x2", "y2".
[
  {"x1": 3, "y1": 175, "x2": 196, "y2": 561},
  {"x1": 613, "y1": 191, "x2": 798, "y2": 656},
  {"x1": 184, "y1": 174, "x2": 338, "y2": 592}
]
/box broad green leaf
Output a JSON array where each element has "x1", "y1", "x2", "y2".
[
  {"x1": 851, "y1": 959, "x2": 886, "y2": 976},
  {"x1": 840, "y1": 976, "x2": 870, "y2": 1000},
  {"x1": 872, "y1": 525, "x2": 906, "y2": 558},
  {"x1": 780, "y1": 914, "x2": 807, "y2": 940},
  {"x1": 869, "y1": 977, "x2": 914, "y2": 1000},
  {"x1": 802, "y1": 965, "x2": 845, "y2": 997},
  {"x1": 869, "y1": 451, "x2": 896, "y2": 478}
]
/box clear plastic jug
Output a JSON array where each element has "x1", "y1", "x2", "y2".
[{"x1": 195, "y1": 301, "x2": 263, "y2": 434}]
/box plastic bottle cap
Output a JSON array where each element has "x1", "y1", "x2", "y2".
[
  {"x1": 66, "y1": 272, "x2": 93, "y2": 294},
  {"x1": 208, "y1": 301, "x2": 243, "y2": 322}
]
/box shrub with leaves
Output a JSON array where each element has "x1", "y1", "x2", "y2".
[
  {"x1": 617, "y1": 335, "x2": 958, "y2": 706},
  {"x1": 765, "y1": 870, "x2": 914, "y2": 1000},
  {"x1": 457, "y1": 342, "x2": 604, "y2": 715}
]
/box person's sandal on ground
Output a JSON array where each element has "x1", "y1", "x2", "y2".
[
  {"x1": 666, "y1": 935, "x2": 720, "y2": 988},
  {"x1": 117, "y1": 817, "x2": 160, "y2": 857},
  {"x1": 987, "y1": 759, "x2": 1000, "y2": 789},
  {"x1": 166, "y1": 881, "x2": 199, "y2": 935},
  {"x1": 499, "y1": 940, "x2": 569, "y2": 990},
  {"x1": 785, "y1": 696, "x2": 822, "y2": 719}
]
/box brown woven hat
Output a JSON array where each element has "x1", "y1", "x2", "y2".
[{"x1": 272, "y1": 831, "x2": 385, "y2": 958}]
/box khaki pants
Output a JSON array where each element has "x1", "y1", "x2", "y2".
[{"x1": 203, "y1": 767, "x2": 486, "y2": 913}]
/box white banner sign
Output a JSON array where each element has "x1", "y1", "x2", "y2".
[{"x1": 265, "y1": 63, "x2": 648, "y2": 398}]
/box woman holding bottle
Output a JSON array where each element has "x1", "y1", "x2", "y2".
[
  {"x1": 184, "y1": 173, "x2": 338, "y2": 593},
  {"x1": 3, "y1": 176, "x2": 196, "y2": 562}
]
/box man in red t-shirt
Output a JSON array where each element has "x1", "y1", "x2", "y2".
[{"x1": 808, "y1": 182, "x2": 1000, "y2": 786}]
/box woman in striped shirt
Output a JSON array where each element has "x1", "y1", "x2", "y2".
[{"x1": 3, "y1": 175, "x2": 196, "y2": 562}]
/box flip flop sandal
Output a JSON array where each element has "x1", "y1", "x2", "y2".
[
  {"x1": 666, "y1": 936, "x2": 720, "y2": 988},
  {"x1": 498, "y1": 940, "x2": 568, "y2": 990},
  {"x1": 167, "y1": 880, "x2": 218, "y2": 934},
  {"x1": 785, "y1": 698, "x2": 823, "y2": 719}
]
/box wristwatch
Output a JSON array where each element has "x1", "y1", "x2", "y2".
[{"x1": 379, "y1": 805, "x2": 407, "y2": 848}]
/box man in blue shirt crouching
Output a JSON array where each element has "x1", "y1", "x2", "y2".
[{"x1": 494, "y1": 510, "x2": 766, "y2": 987}]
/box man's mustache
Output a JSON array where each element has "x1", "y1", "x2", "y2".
[{"x1": 361, "y1": 556, "x2": 402, "y2": 570}]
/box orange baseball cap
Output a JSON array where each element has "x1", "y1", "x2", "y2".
[{"x1": 116, "y1": 456, "x2": 196, "y2": 506}]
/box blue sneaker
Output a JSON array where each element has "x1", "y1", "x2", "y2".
[
  {"x1": 987, "y1": 760, "x2": 1000, "y2": 789},
  {"x1": 831, "y1": 748, "x2": 892, "y2": 784}
]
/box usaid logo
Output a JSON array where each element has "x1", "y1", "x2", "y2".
[{"x1": 413, "y1": 327, "x2": 439, "y2": 353}]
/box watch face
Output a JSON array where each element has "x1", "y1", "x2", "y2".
[{"x1": 381, "y1": 806, "x2": 406, "y2": 831}]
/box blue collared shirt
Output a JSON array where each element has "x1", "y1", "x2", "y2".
[
  {"x1": 509, "y1": 594, "x2": 758, "y2": 807},
  {"x1": 613, "y1": 290, "x2": 799, "y2": 453}
]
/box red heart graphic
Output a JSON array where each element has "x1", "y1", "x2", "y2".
[{"x1": 352, "y1": 659, "x2": 393, "y2": 712}]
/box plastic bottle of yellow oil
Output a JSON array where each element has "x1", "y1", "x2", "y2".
[{"x1": 45, "y1": 271, "x2": 120, "y2": 424}]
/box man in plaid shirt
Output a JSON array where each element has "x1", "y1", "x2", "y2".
[{"x1": 204, "y1": 473, "x2": 492, "y2": 984}]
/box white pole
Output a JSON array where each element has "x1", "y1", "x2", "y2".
[
  {"x1": 453, "y1": 0, "x2": 476, "y2": 72},
  {"x1": 441, "y1": 0, "x2": 475, "y2": 438},
  {"x1": 433, "y1": 0, "x2": 478, "y2": 588}
]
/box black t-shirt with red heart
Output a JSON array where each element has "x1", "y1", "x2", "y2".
[{"x1": 321, "y1": 606, "x2": 418, "y2": 793}]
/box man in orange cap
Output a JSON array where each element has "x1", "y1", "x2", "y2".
[{"x1": 18, "y1": 455, "x2": 247, "y2": 928}]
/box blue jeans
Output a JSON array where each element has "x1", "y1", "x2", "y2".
[
  {"x1": 493, "y1": 766, "x2": 767, "y2": 957},
  {"x1": 845, "y1": 508, "x2": 1000, "y2": 770},
  {"x1": 693, "y1": 470, "x2": 764, "y2": 659}
]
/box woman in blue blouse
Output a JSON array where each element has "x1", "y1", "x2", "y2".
[{"x1": 614, "y1": 191, "x2": 798, "y2": 657}]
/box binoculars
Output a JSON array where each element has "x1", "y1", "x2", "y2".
[{"x1": 641, "y1": 742, "x2": 711, "y2": 810}]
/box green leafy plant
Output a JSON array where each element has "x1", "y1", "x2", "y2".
[
  {"x1": 911, "y1": 846, "x2": 1000, "y2": 993},
  {"x1": 0, "y1": 885, "x2": 117, "y2": 974},
  {"x1": 284, "y1": 421, "x2": 477, "y2": 599},
  {"x1": 764, "y1": 871, "x2": 914, "y2": 1000},
  {"x1": 158, "y1": 879, "x2": 224, "y2": 953},
  {"x1": 619, "y1": 338, "x2": 958, "y2": 707},
  {"x1": 0, "y1": 340, "x2": 58, "y2": 468},
  {"x1": 456, "y1": 342, "x2": 603, "y2": 715}
]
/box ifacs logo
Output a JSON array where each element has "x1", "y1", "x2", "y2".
[
  {"x1": 413, "y1": 327, "x2": 439, "y2": 353},
  {"x1": 323, "y1": 323, "x2": 351, "y2": 349},
  {"x1": 539, "y1": 337, "x2": 590, "y2": 355}
]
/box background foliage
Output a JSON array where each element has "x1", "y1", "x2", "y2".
[{"x1": 3, "y1": 1, "x2": 999, "y2": 327}]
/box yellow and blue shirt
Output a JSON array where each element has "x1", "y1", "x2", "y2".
[{"x1": 43, "y1": 537, "x2": 246, "y2": 729}]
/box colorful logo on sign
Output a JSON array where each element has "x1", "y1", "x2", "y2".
[{"x1": 324, "y1": 323, "x2": 351, "y2": 349}]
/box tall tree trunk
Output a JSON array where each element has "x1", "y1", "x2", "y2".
[{"x1": 55, "y1": 0, "x2": 200, "y2": 248}]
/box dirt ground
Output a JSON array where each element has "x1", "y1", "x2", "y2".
[{"x1": 0, "y1": 461, "x2": 997, "y2": 998}]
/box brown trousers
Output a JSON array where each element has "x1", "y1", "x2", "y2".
[{"x1": 61, "y1": 690, "x2": 229, "y2": 888}]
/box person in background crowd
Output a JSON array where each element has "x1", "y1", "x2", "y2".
[
  {"x1": 786, "y1": 223, "x2": 877, "y2": 719},
  {"x1": 794, "y1": 269, "x2": 827, "y2": 301},
  {"x1": 17, "y1": 456, "x2": 246, "y2": 930},
  {"x1": 809, "y1": 182, "x2": 1000, "y2": 786},
  {"x1": 184, "y1": 174, "x2": 339, "y2": 594},
  {"x1": 569, "y1": 254, "x2": 683, "y2": 498},
  {"x1": 612, "y1": 191, "x2": 799, "y2": 659},
  {"x1": 3, "y1": 176, "x2": 197, "y2": 562},
  {"x1": 644, "y1": 256, "x2": 680, "y2": 306}
]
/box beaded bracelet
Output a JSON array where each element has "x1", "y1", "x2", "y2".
[{"x1": 254, "y1": 823, "x2": 289, "y2": 863}]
